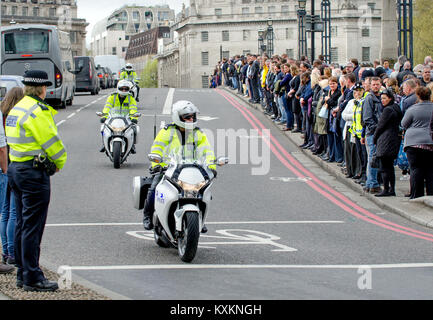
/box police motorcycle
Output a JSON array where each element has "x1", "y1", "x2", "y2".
[
  {"x1": 96, "y1": 109, "x2": 141, "y2": 169},
  {"x1": 130, "y1": 79, "x2": 141, "y2": 100},
  {"x1": 133, "y1": 147, "x2": 228, "y2": 262}
]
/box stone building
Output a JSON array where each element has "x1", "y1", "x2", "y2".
[
  {"x1": 125, "y1": 26, "x2": 171, "y2": 76},
  {"x1": 90, "y1": 5, "x2": 175, "y2": 59},
  {"x1": 0, "y1": 0, "x2": 88, "y2": 56},
  {"x1": 159, "y1": 0, "x2": 398, "y2": 89}
]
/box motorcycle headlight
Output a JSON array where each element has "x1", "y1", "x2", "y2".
[
  {"x1": 109, "y1": 125, "x2": 126, "y2": 133},
  {"x1": 178, "y1": 181, "x2": 206, "y2": 198}
]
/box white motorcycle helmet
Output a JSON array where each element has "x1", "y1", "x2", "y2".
[
  {"x1": 172, "y1": 100, "x2": 199, "y2": 129},
  {"x1": 117, "y1": 80, "x2": 132, "y2": 97},
  {"x1": 125, "y1": 63, "x2": 134, "y2": 72}
]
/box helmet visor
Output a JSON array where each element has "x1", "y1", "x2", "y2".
[
  {"x1": 180, "y1": 113, "x2": 197, "y2": 122},
  {"x1": 119, "y1": 87, "x2": 130, "y2": 92}
]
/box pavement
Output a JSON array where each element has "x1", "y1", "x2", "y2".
[{"x1": 222, "y1": 86, "x2": 433, "y2": 229}]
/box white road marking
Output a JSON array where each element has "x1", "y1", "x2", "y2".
[
  {"x1": 45, "y1": 220, "x2": 345, "y2": 227},
  {"x1": 271, "y1": 177, "x2": 313, "y2": 183},
  {"x1": 67, "y1": 113, "x2": 76, "y2": 119},
  {"x1": 56, "y1": 95, "x2": 108, "y2": 126},
  {"x1": 163, "y1": 88, "x2": 175, "y2": 114},
  {"x1": 67, "y1": 263, "x2": 433, "y2": 271},
  {"x1": 56, "y1": 120, "x2": 66, "y2": 126}
]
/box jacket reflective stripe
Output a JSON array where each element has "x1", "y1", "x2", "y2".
[
  {"x1": 19, "y1": 104, "x2": 40, "y2": 138},
  {"x1": 151, "y1": 146, "x2": 164, "y2": 154},
  {"x1": 51, "y1": 148, "x2": 66, "y2": 161},
  {"x1": 41, "y1": 135, "x2": 60, "y2": 150},
  {"x1": 9, "y1": 149, "x2": 45, "y2": 158},
  {"x1": 7, "y1": 136, "x2": 36, "y2": 144},
  {"x1": 154, "y1": 141, "x2": 168, "y2": 147}
]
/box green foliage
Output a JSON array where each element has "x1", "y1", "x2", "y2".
[
  {"x1": 413, "y1": 0, "x2": 433, "y2": 64},
  {"x1": 140, "y1": 59, "x2": 158, "y2": 88}
]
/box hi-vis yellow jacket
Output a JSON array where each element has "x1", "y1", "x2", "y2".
[
  {"x1": 120, "y1": 70, "x2": 138, "y2": 82},
  {"x1": 5, "y1": 95, "x2": 67, "y2": 169},
  {"x1": 150, "y1": 124, "x2": 216, "y2": 170},
  {"x1": 103, "y1": 93, "x2": 138, "y2": 120}
]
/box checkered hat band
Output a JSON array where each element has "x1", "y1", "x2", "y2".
[{"x1": 24, "y1": 77, "x2": 49, "y2": 83}]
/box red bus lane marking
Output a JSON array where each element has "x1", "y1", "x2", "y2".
[{"x1": 216, "y1": 89, "x2": 433, "y2": 242}]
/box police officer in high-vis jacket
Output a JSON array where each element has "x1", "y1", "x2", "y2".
[
  {"x1": 6, "y1": 70, "x2": 67, "y2": 292},
  {"x1": 120, "y1": 63, "x2": 140, "y2": 102},
  {"x1": 142, "y1": 100, "x2": 216, "y2": 231},
  {"x1": 100, "y1": 79, "x2": 138, "y2": 153}
]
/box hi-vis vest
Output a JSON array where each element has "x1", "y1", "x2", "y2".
[
  {"x1": 150, "y1": 124, "x2": 216, "y2": 170},
  {"x1": 103, "y1": 93, "x2": 138, "y2": 119},
  {"x1": 351, "y1": 98, "x2": 365, "y2": 139},
  {"x1": 5, "y1": 95, "x2": 67, "y2": 169},
  {"x1": 120, "y1": 71, "x2": 138, "y2": 82}
]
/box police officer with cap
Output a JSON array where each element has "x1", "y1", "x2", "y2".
[{"x1": 6, "y1": 70, "x2": 67, "y2": 292}]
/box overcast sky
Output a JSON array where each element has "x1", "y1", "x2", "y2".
[{"x1": 77, "y1": 0, "x2": 186, "y2": 37}]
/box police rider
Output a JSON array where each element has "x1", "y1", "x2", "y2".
[
  {"x1": 142, "y1": 101, "x2": 217, "y2": 232},
  {"x1": 120, "y1": 63, "x2": 140, "y2": 102},
  {"x1": 100, "y1": 80, "x2": 138, "y2": 154},
  {"x1": 6, "y1": 70, "x2": 67, "y2": 292}
]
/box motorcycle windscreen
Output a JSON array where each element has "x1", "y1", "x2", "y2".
[{"x1": 177, "y1": 168, "x2": 206, "y2": 185}]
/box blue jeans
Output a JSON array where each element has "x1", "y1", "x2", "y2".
[
  {"x1": 281, "y1": 95, "x2": 294, "y2": 128},
  {"x1": 0, "y1": 175, "x2": 16, "y2": 258},
  {"x1": 232, "y1": 76, "x2": 238, "y2": 90},
  {"x1": 366, "y1": 135, "x2": 380, "y2": 188},
  {"x1": 327, "y1": 133, "x2": 344, "y2": 162},
  {"x1": 277, "y1": 96, "x2": 287, "y2": 122}
]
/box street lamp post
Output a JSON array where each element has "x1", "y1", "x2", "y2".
[
  {"x1": 258, "y1": 30, "x2": 266, "y2": 55},
  {"x1": 266, "y1": 18, "x2": 274, "y2": 56}
]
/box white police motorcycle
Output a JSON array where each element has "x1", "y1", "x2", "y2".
[
  {"x1": 96, "y1": 109, "x2": 141, "y2": 169},
  {"x1": 133, "y1": 147, "x2": 228, "y2": 262}
]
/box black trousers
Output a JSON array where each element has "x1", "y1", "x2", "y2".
[
  {"x1": 355, "y1": 136, "x2": 368, "y2": 178},
  {"x1": 406, "y1": 147, "x2": 433, "y2": 199},
  {"x1": 345, "y1": 131, "x2": 362, "y2": 177},
  {"x1": 7, "y1": 162, "x2": 50, "y2": 286},
  {"x1": 143, "y1": 173, "x2": 164, "y2": 219},
  {"x1": 379, "y1": 156, "x2": 396, "y2": 192}
]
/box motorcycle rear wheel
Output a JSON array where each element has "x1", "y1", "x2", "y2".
[
  {"x1": 113, "y1": 141, "x2": 122, "y2": 169},
  {"x1": 178, "y1": 212, "x2": 200, "y2": 263}
]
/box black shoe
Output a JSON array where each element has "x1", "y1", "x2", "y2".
[
  {"x1": 375, "y1": 190, "x2": 396, "y2": 197},
  {"x1": 131, "y1": 145, "x2": 136, "y2": 154},
  {"x1": 143, "y1": 216, "x2": 154, "y2": 230},
  {"x1": 0, "y1": 264, "x2": 14, "y2": 274},
  {"x1": 99, "y1": 146, "x2": 106, "y2": 153},
  {"x1": 136, "y1": 98, "x2": 140, "y2": 102},
  {"x1": 23, "y1": 280, "x2": 59, "y2": 292},
  {"x1": 7, "y1": 257, "x2": 15, "y2": 265},
  {"x1": 16, "y1": 279, "x2": 23, "y2": 288},
  {"x1": 201, "y1": 225, "x2": 208, "y2": 234}
]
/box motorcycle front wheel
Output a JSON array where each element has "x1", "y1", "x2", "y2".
[
  {"x1": 113, "y1": 141, "x2": 122, "y2": 169},
  {"x1": 178, "y1": 211, "x2": 200, "y2": 263}
]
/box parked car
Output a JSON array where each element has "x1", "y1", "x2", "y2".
[
  {"x1": 96, "y1": 66, "x2": 108, "y2": 89},
  {"x1": 0, "y1": 75, "x2": 25, "y2": 101},
  {"x1": 74, "y1": 56, "x2": 100, "y2": 95},
  {"x1": 94, "y1": 55, "x2": 124, "y2": 87}
]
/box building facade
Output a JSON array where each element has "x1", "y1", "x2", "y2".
[
  {"x1": 0, "y1": 0, "x2": 88, "y2": 56},
  {"x1": 160, "y1": 0, "x2": 398, "y2": 89},
  {"x1": 90, "y1": 5, "x2": 175, "y2": 59}
]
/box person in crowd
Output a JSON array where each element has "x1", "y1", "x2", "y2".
[
  {"x1": 288, "y1": 65, "x2": 302, "y2": 132},
  {"x1": 313, "y1": 76, "x2": 330, "y2": 157},
  {"x1": 273, "y1": 63, "x2": 285, "y2": 124},
  {"x1": 249, "y1": 55, "x2": 261, "y2": 104},
  {"x1": 401, "y1": 87, "x2": 433, "y2": 199},
  {"x1": 6, "y1": 70, "x2": 67, "y2": 291},
  {"x1": 428, "y1": 82, "x2": 433, "y2": 102},
  {"x1": 382, "y1": 60, "x2": 393, "y2": 76},
  {"x1": 420, "y1": 66, "x2": 432, "y2": 87},
  {"x1": 362, "y1": 77, "x2": 383, "y2": 194},
  {"x1": 397, "y1": 61, "x2": 416, "y2": 86},
  {"x1": 309, "y1": 71, "x2": 324, "y2": 152},
  {"x1": 401, "y1": 79, "x2": 419, "y2": 114},
  {"x1": 299, "y1": 72, "x2": 314, "y2": 148},
  {"x1": 321, "y1": 77, "x2": 342, "y2": 162},
  {"x1": 0, "y1": 87, "x2": 24, "y2": 267},
  {"x1": 241, "y1": 57, "x2": 249, "y2": 97},
  {"x1": 386, "y1": 78, "x2": 403, "y2": 104},
  {"x1": 373, "y1": 89, "x2": 403, "y2": 197},
  {"x1": 280, "y1": 64, "x2": 294, "y2": 131}
]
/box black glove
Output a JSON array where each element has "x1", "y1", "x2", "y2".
[
  {"x1": 100, "y1": 118, "x2": 106, "y2": 123},
  {"x1": 131, "y1": 119, "x2": 138, "y2": 124},
  {"x1": 211, "y1": 169, "x2": 217, "y2": 178},
  {"x1": 150, "y1": 165, "x2": 162, "y2": 175}
]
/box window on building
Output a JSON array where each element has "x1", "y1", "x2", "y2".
[
  {"x1": 362, "y1": 28, "x2": 370, "y2": 37},
  {"x1": 255, "y1": 7, "x2": 263, "y2": 14},
  {"x1": 33, "y1": 7, "x2": 39, "y2": 16},
  {"x1": 331, "y1": 47, "x2": 338, "y2": 62},
  {"x1": 202, "y1": 75, "x2": 209, "y2": 89},
  {"x1": 222, "y1": 51, "x2": 230, "y2": 60},
  {"x1": 201, "y1": 52, "x2": 209, "y2": 66},
  {"x1": 215, "y1": 8, "x2": 222, "y2": 16},
  {"x1": 242, "y1": 0, "x2": 251, "y2": 3},
  {"x1": 255, "y1": 0, "x2": 264, "y2": 3},
  {"x1": 1, "y1": 6, "x2": 7, "y2": 15},
  {"x1": 243, "y1": 30, "x2": 250, "y2": 41},
  {"x1": 49, "y1": 7, "x2": 56, "y2": 16},
  {"x1": 22, "y1": 7, "x2": 28, "y2": 16},
  {"x1": 362, "y1": 47, "x2": 370, "y2": 62},
  {"x1": 122, "y1": 47, "x2": 127, "y2": 52},
  {"x1": 11, "y1": 6, "x2": 18, "y2": 15},
  {"x1": 286, "y1": 49, "x2": 294, "y2": 58},
  {"x1": 70, "y1": 32, "x2": 76, "y2": 44},
  {"x1": 125, "y1": 35, "x2": 129, "y2": 40},
  {"x1": 281, "y1": 5, "x2": 289, "y2": 13},
  {"x1": 133, "y1": 11, "x2": 140, "y2": 20},
  {"x1": 112, "y1": 47, "x2": 117, "y2": 55},
  {"x1": 242, "y1": 7, "x2": 250, "y2": 15},
  {"x1": 222, "y1": 30, "x2": 229, "y2": 41},
  {"x1": 268, "y1": 6, "x2": 276, "y2": 14},
  {"x1": 201, "y1": 31, "x2": 209, "y2": 42},
  {"x1": 331, "y1": 26, "x2": 338, "y2": 37},
  {"x1": 286, "y1": 28, "x2": 294, "y2": 40},
  {"x1": 367, "y1": 2, "x2": 376, "y2": 11}
]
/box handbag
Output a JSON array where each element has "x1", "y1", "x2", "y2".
[
  {"x1": 318, "y1": 104, "x2": 329, "y2": 119},
  {"x1": 371, "y1": 155, "x2": 381, "y2": 169},
  {"x1": 396, "y1": 140, "x2": 409, "y2": 171}
]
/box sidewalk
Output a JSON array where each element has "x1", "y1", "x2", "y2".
[{"x1": 222, "y1": 87, "x2": 433, "y2": 229}]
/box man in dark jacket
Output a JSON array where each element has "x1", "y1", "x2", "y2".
[
  {"x1": 362, "y1": 77, "x2": 383, "y2": 193},
  {"x1": 401, "y1": 79, "x2": 418, "y2": 114},
  {"x1": 249, "y1": 55, "x2": 261, "y2": 103},
  {"x1": 397, "y1": 61, "x2": 416, "y2": 86}
]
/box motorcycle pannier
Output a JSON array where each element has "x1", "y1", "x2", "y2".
[{"x1": 133, "y1": 176, "x2": 153, "y2": 210}]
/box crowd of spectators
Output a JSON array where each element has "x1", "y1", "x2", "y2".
[{"x1": 212, "y1": 53, "x2": 433, "y2": 199}]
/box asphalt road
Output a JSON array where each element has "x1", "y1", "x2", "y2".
[{"x1": 39, "y1": 88, "x2": 433, "y2": 300}]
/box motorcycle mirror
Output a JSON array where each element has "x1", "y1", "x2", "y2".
[
  {"x1": 132, "y1": 113, "x2": 142, "y2": 118},
  {"x1": 216, "y1": 157, "x2": 229, "y2": 167},
  {"x1": 148, "y1": 153, "x2": 163, "y2": 164},
  {"x1": 96, "y1": 112, "x2": 103, "y2": 117}
]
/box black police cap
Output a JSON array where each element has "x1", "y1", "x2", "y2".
[{"x1": 22, "y1": 70, "x2": 53, "y2": 87}]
